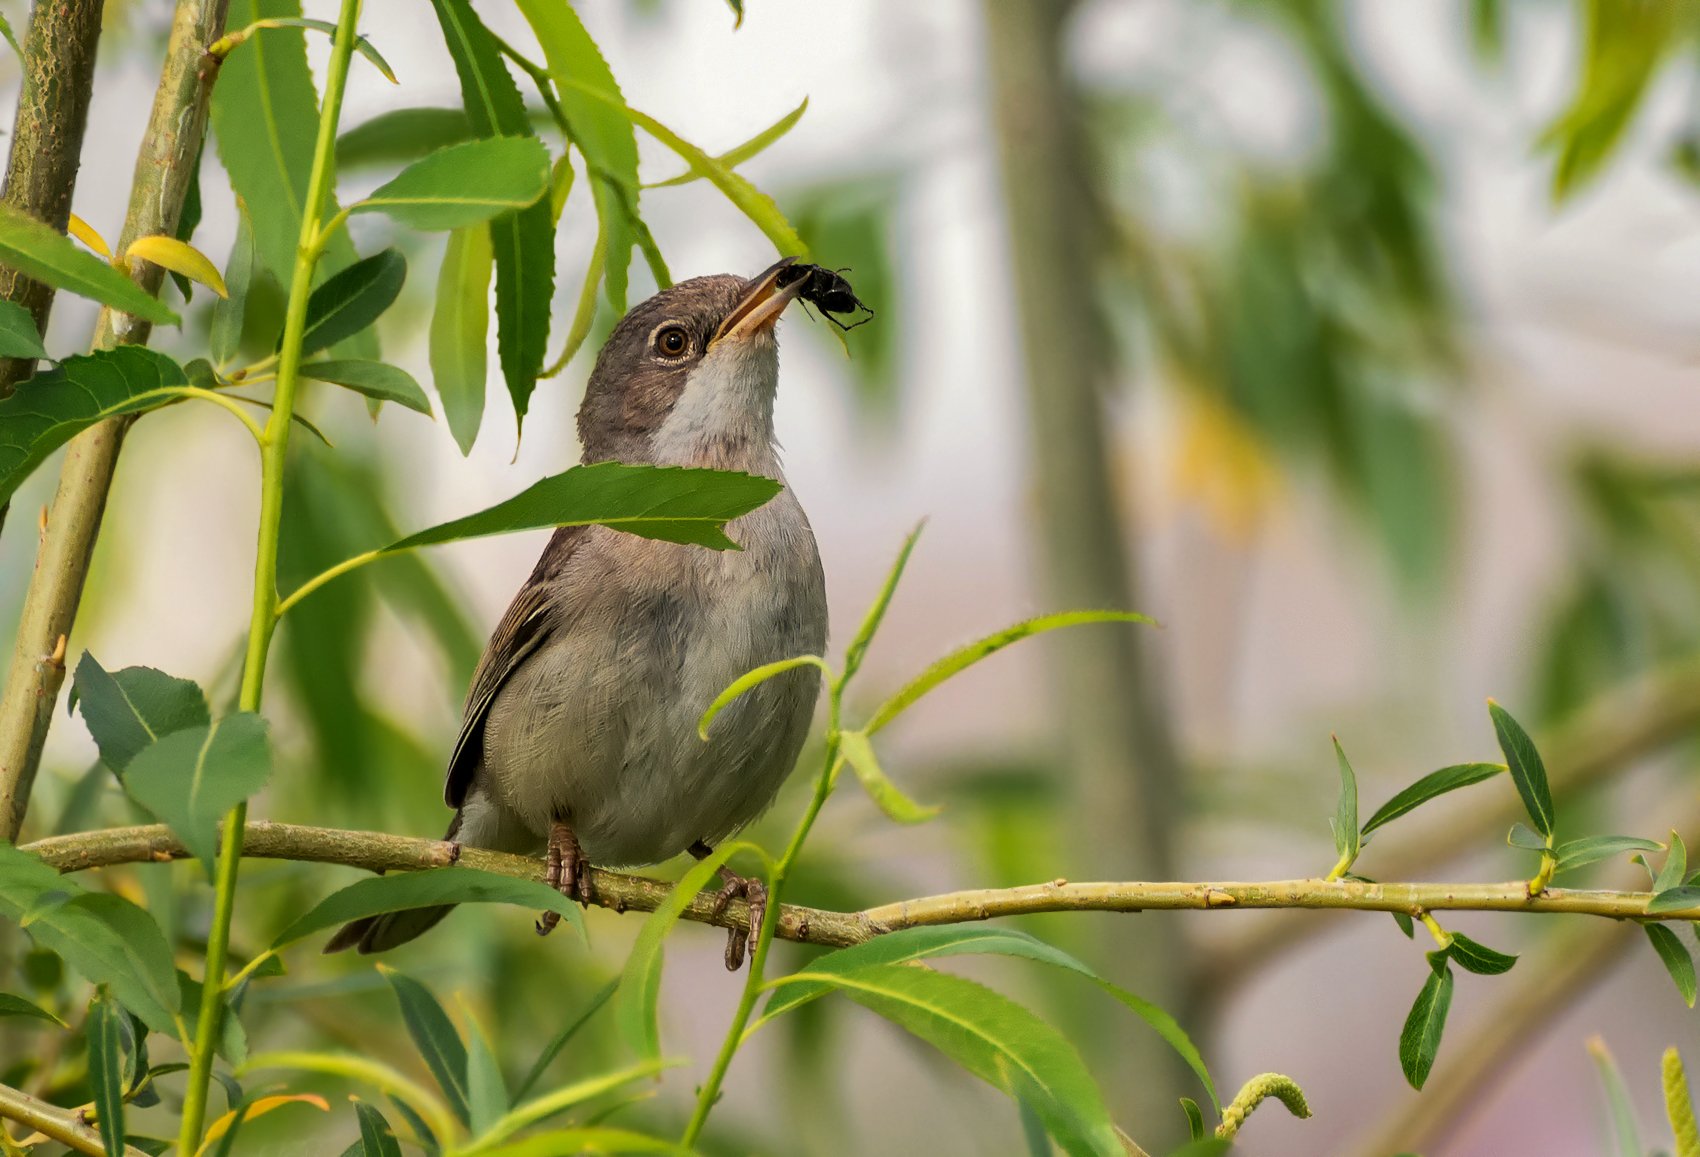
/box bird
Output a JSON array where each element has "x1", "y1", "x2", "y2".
[{"x1": 327, "y1": 259, "x2": 829, "y2": 968}]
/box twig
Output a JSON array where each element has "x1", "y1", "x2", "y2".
[
  {"x1": 0, "y1": 0, "x2": 231, "y2": 843},
  {"x1": 0, "y1": 1080, "x2": 146, "y2": 1157},
  {"x1": 20, "y1": 821, "x2": 1700, "y2": 946}
]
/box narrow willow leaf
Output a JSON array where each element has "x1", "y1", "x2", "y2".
[
  {"x1": 1179, "y1": 1097, "x2": 1206, "y2": 1142},
  {"x1": 0, "y1": 991, "x2": 65, "y2": 1026},
  {"x1": 201, "y1": 1094, "x2": 329, "y2": 1154},
  {"x1": 386, "y1": 461, "x2": 781, "y2": 553},
  {"x1": 1488, "y1": 700, "x2": 1554, "y2": 838},
  {"x1": 459, "y1": 999, "x2": 508, "y2": 1137},
  {"x1": 779, "y1": 963, "x2": 1122, "y2": 1157},
  {"x1": 1359, "y1": 763, "x2": 1505, "y2": 838},
  {"x1": 123, "y1": 713, "x2": 271, "y2": 881},
  {"x1": 354, "y1": 1100, "x2": 403, "y2": 1157},
  {"x1": 210, "y1": 210, "x2": 256, "y2": 364},
  {"x1": 430, "y1": 0, "x2": 552, "y2": 432},
  {"x1": 1399, "y1": 959, "x2": 1454, "y2": 1089},
  {"x1": 865, "y1": 612, "x2": 1153, "y2": 737},
  {"x1": 1587, "y1": 1036, "x2": 1643, "y2": 1157},
  {"x1": 271, "y1": 868, "x2": 586, "y2": 948},
  {"x1": 339, "y1": 108, "x2": 476, "y2": 169},
  {"x1": 467, "y1": 1062, "x2": 670, "y2": 1150},
  {"x1": 1554, "y1": 834, "x2": 1666, "y2": 876},
  {"x1": 756, "y1": 924, "x2": 1218, "y2": 1113},
  {"x1": 1647, "y1": 887, "x2": 1700, "y2": 914},
  {"x1": 0, "y1": 203, "x2": 176, "y2": 324},
  {"x1": 381, "y1": 967, "x2": 471, "y2": 1127},
  {"x1": 0, "y1": 846, "x2": 178, "y2": 1032},
  {"x1": 67, "y1": 212, "x2": 112, "y2": 259},
  {"x1": 73, "y1": 655, "x2": 209, "y2": 774},
  {"x1": 1330, "y1": 736, "x2": 1359, "y2": 871},
  {"x1": 354, "y1": 138, "x2": 550, "y2": 232},
  {"x1": 300, "y1": 360, "x2": 432, "y2": 415},
  {"x1": 617, "y1": 844, "x2": 744, "y2": 1061},
  {"x1": 512, "y1": 0, "x2": 640, "y2": 311},
  {"x1": 1646, "y1": 924, "x2": 1698, "y2": 1007},
  {"x1": 1506, "y1": 822, "x2": 1547, "y2": 851},
  {"x1": 838, "y1": 730, "x2": 939, "y2": 824},
  {"x1": 559, "y1": 78, "x2": 807, "y2": 258},
  {"x1": 430, "y1": 223, "x2": 492, "y2": 455},
  {"x1": 1391, "y1": 911, "x2": 1415, "y2": 939},
  {"x1": 697, "y1": 656, "x2": 832, "y2": 740},
  {"x1": 513, "y1": 978, "x2": 618, "y2": 1102},
  {"x1": 232, "y1": 18, "x2": 394, "y2": 84},
  {"x1": 243, "y1": 1052, "x2": 454, "y2": 1146},
  {"x1": 123, "y1": 235, "x2": 228, "y2": 298},
  {"x1": 0, "y1": 348, "x2": 193, "y2": 508},
  {"x1": 298, "y1": 249, "x2": 406, "y2": 357},
  {"x1": 0, "y1": 11, "x2": 20, "y2": 62},
  {"x1": 1446, "y1": 932, "x2": 1517, "y2": 976},
  {"x1": 0, "y1": 299, "x2": 47, "y2": 360},
  {"x1": 88, "y1": 989, "x2": 127, "y2": 1157},
  {"x1": 1658, "y1": 833, "x2": 1690, "y2": 895},
  {"x1": 462, "y1": 1127, "x2": 682, "y2": 1157},
  {"x1": 842, "y1": 523, "x2": 923, "y2": 684},
  {"x1": 648, "y1": 98, "x2": 809, "y2": 188},
  {"x1": 1665, "y1": 1046, "x2": 1700, "y2": 1157}
]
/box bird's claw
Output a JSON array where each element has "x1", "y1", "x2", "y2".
[
  {"x1": 709, "y1": 872, "x2": 767, "y2": 971},
  {"x1": 537, "y1": 820, "x2": 594, "y2": 936}
]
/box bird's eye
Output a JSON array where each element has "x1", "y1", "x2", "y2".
[{"x1": 654, "y1": 325, "x2": 691, "y2": 359}]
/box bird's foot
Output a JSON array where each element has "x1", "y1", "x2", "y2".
[
  {"x1": 537, "y1": 820, "x2": 594, "y2": 936},
  {"x1": 690, "y1": 842, "x2": 767, "y2": 971}
]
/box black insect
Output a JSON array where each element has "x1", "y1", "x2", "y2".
[{"x1": 777, "y1": 262, "x2": 875, "y2": 331}]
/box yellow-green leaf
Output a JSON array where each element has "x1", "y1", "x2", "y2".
[
  {"x1": 124, "y1": 234, "x2": 229, "y2": 298},
  {"x1": 837, "y1": 730, "x2": 939, "y2": 824}
]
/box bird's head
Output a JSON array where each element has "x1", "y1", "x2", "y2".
[{"x1": 577, "y1": 258, "x2": 806, "y2": 467}]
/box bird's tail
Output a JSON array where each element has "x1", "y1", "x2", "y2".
[{"x1": 323, "y1": 813, "x2": 462, "y2": 955}]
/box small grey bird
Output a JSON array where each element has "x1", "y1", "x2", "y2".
[{"x1": 328, "y1": 260, "x2": 828, "y2": 967}]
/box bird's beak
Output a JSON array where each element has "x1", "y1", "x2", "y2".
[{"x1": 713, "y1": 257, "x2": 805, "y2": 345}]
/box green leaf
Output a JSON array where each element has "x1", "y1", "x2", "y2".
[
  {"x1": 0, "y1": 845, "x2": 179, "y2": 1032},
  {"x1": 0, "y1": 11, "x2": 21, "y2": 63},
  {"x1": 460, "y1": 999, "x2": 508, "y2": 1137},
  {"x1": 354, "y1": 138, "x2": 550, "y2": 231},
  {"x1": 0, "y1": 991, "x2": 65, "y2": 1026},
  {"x1": 385, "y1": 461, "x2": 781, "y2": 554},
  {"x1": 1554, "y1": 835, "x2": 1666, "y2": 876},
  {"x1": 558, "y1": 78, "x2": 806, "y2": 259},
  {"x1": 270, "y1": 867, "x2": 586, "y2": 949},
  {"x1": 1658, "y1": 832, "x2": 1690, "y2": 895},
  {"x1": 1179, "y1": 1097, "x2": 1207, "y2": 1142},
  {"x1": 122, "y1": 713, "x2": 271, "y2": 881},
  {"x1": 775, "y1": 963, "x2": 1122, "y2": 1157},
  {"x1": 1488, "y1": 700, "x2": 1554, "y2": 839},
  {"x1": 1587, "y1": 1036, "x2": 1643, "y2": 1157},
  {"x1": 1358, "y1": 763, "x2": 1504, "y2": 838},
  {"x1": 0, "y1": 299, "x2": 47, "y2": 359},
  {"x1": 865, "y1": 612, "x2": 1153, "y2": 737},
  {"x1": 842, "y1": 523, "x2": 922, "y2": 684},
  {"x1": 513, "y1": 0, "x2": 640, "y2": 311},
  {"x1": 353, "y1": 1100, "x2": 403, "y2": 1157},
  {"x1": 1391, "y1": 910, "x2": 1415, "y2": 939},
  {"x1": 459, "y1": 1126, "x2": 682, "y2": 1157},
  {"x1": 338, "y1": 108, "x2": 477, "y2": 170},
  {"x1": 698, "y1": 655, "x2": 833, "y2": 740},
  {"x1": 1665, "y1": 1047, "x2": 1700, "y2": 1157},
  {"x1": 513, "y1": 977, "x2": 618, "y2": 1102},
  {"x1": 1647, "y1": 887, "x2": 1700, "y2": 914},
  {"x1": 1446, "y1": 932, "x2": 1517, "y2": 976},
  {"x1": 1330, "y1": 735, "x2": 1359, "y2": 871},
  {"x1": 1506, "y1": 822, "x2": 1547, "y2": 851},
  {"x1": 756, "y1": 925, "x2": 1218, "y2": 1113},
  {"x1": 178, "y1": 970, "x2": 248, "y2": 1067},
  {"x1": 648, "y1": 98, "x2": 809, "y2": 188},
  {"x1": 209, "y1": 210, "x2": 257, "y2": 365},
  {"x1": 617, "y1": 844, "x2": 744, "y2": 1060},
  {"x1": 300, "y1": 360, "x2": 432, "y2": 415},
  {"x1": 1646, "y1": 923, "x2": 1697, "y2": 1007},
  {"x1": 232, "y1": 17, "x2": 395, "y2": 84},
  {"x1": 1399, "y1": 958, "x2": 1453, "y2": 1089},
  {"x1": 0, "y1": 346, "x2": 192, "y2": 509},
  {"x1": 430, "y1": 223, "x2": 492, "y2": 455},
  {"x1": 0, "y1": 202, "x2": 176, "y2": 325},
  {"x1": 298, "y1": 249, "x2": 406, "y2": 357},
  {"x1": 88, "y1": 989, "x2": 127, "y2": 1157},
  {"x1": 837, "y1": 730, "x2": 939, "y2": 824},
  {"x1": 381, "y1": 967, "x2": 470, "y2": 1128},
  {"x1": 430, "y1": 0, "x2": 553, "y2": 432},
  {"x1": 465, "y1": 1062, "x2": 671, "y2": 1151},
  {"x1": 72, "y1": 655, "x2": 210, "y2": 774}
]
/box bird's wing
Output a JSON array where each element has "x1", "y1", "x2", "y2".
[{"x1": 443, "y1": 526, "x2": 586, "y2": 808}]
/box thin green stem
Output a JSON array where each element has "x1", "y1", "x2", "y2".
[
  {"x1": 682, "y1": 687, "x2": 845, "y2": 1145},
  {"x1": 176, "y1": 0, "x2": 364, "y2": 1151},
  {"x1": 274, "y1": 548, "x2": 382, "y2": 620}
]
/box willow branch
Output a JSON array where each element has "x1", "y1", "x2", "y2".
[
  {"x1": 19, "y1": 822, "x2": 1700, "y2": 950},
  {"x1": 0, "y1": 0, "x2": 230, "y2": 843},
  {"x1": 1200, "y1": 653, "x2": 1700, "y2": 992},
  {"x1": 0, "y1": 1080, "x2": 146, "y2": 1157}
]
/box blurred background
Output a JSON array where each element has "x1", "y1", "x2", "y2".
[{"x1": 6, "y1": 1, "x2": 1700, "y2": 1153}]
